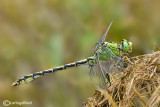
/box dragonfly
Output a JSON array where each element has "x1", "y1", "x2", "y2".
[{"x1": 12, "y1": 22, "x2": 132, "y2": 88}]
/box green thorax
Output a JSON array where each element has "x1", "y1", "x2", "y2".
[{"x1": 97, "y1": 42, "x2": 122, "y2": 61}]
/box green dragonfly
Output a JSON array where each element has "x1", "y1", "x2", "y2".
[{"x1": 12, "y1": 22, "x2": 132, "y2": 88}]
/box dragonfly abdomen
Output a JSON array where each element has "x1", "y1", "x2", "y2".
[{"x1": 12, "y1": 57, "x2": 94, "y2": 86}]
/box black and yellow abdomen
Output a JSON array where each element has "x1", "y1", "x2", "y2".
[{"x1": 12, "y1": 57, "x2": 94, "y2": 86}]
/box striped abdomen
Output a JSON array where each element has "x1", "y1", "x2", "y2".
[{"x1": 12, "y1": 57, "x2": 94, "y2": 86}]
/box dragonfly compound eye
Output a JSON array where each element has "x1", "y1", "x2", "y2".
[{"x1": 122, "y1": 39, "x2": 132, "y2": 53}]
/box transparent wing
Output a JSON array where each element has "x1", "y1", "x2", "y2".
[
  {"x1": 90, "y1": 47, "x2": 123, "y2": 88},
  {"x1": 94, "y1": 21, "x2": 113, "y2": 53},
  {"x1": 100, "y1": 55, "x2": 124, "y2": 74},
  {"x1": 89, "y1": 62, "x2": 108, "y2": 88}
]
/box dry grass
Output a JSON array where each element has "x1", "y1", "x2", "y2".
[{"x1": 83, "y1": 51, "x2": 160, "y2": 107}]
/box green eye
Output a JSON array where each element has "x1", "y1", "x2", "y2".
[
  {"x1": 123, "y1": 42, "x2": 129, "y2": 52},
  {"x1": 122, "y1": 39, "x2": 132, "y2": 53}
]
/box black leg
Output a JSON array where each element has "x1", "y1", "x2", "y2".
[
  {"x1": 105, "y1": 73, "x2": 111, "y2": 87},
  {"x1": 127, "y1": 55, "x2": 135, "y2": 61},
  {"x1": 125, "y1": 55, "x2": 136, "y2": 65}
]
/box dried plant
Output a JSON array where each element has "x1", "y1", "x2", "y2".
[{"x1": 84, "y1": 51, "x2": 160, "y2": 107}]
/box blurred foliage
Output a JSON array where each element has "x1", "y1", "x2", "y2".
[{"x1": 0, "y1": 0, "x2": 160, "y2": 107}]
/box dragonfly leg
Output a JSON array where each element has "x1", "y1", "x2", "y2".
[
  {"x1": 105, "y1": 73, "x2": 111, "y2": 87},
  {"x1": 123, "y1": 55, "x2": 135, "y2": 66},
  {"x1": 127, "y1": 55, "x2": 136, "y2": 63}
]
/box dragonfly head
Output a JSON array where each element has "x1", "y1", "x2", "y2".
[{"x1": 122, "y1": 39, "x2": 132, "y2": 53}]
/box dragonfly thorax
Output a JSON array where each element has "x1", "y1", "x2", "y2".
[{"x1": 96, "y1": 42, "x2": 122, "y2": 61}]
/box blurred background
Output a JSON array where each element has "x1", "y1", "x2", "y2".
[{"x1": 0, "y1": 0, "x2": 160, "y2": 107}]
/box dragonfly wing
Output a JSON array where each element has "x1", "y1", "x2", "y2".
[
  {"x1": 89, "y1": 63, "x2": 108, "y2": 88},
  {"x1": 90, "y1": 46, "x2": 123, "y2": 88},
  {"x1": 100, "y1": 46, "x2": 123, "y2": 74},
  {"x1": 100, "y1": 56, "x2": 123, "y2": 74},
  {"x1": 94, "y1": 21, "x2": 113, "y2": 52}
]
